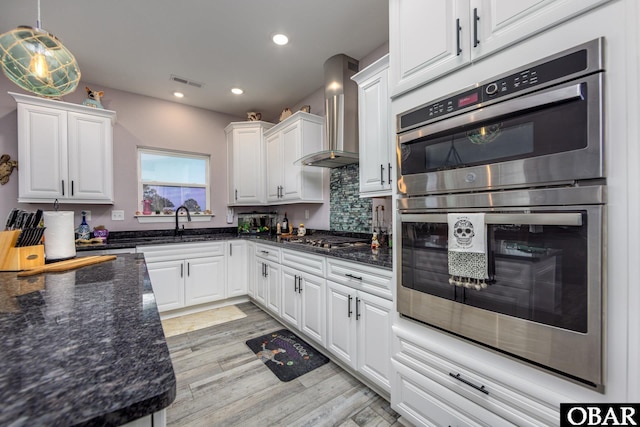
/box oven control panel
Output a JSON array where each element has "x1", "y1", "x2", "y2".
[{"x1": 399, "y1": 45, "x2": 594, "y2": 133}]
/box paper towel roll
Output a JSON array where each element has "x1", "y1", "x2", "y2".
[{"x1": 43, "y1": 211, "x2": 76, "y2": 261}]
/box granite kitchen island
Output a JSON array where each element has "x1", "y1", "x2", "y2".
[{"x1": 0, "y1": 253, "x2": 176, "y2": 426}]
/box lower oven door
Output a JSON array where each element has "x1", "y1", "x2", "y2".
[{"x1": 398, "y1": 200, "x2": 604, "y2": 388}]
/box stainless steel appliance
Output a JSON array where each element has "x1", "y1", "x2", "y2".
[
  {"x1": 397, "y1": 38, "x2": 603, "y2": 196},
  {"x1": 281, "y1": 234, "x2": 369, "y2": 251},
  {"x1": 396, "y1": 39, "x2": 606, "y2": 390},
  {"x1": 296, "y1": 54, "x2": 360, "y2": 168}
]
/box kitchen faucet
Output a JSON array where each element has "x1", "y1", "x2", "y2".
[{"x1": 175, "y1": 205, "x2": 191, "y2": 236}]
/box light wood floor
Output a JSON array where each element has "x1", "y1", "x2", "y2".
[{"x1": 164, "y1": 302, "x2": 402, "y2": 427}]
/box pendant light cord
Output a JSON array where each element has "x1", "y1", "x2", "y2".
[{"x1": 36, "y1": 0, "x2": 41, "y2": 30}]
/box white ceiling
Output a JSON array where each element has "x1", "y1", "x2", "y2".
[{"x1": 0, "y1": 0, "x2": 389, "y2": 119}]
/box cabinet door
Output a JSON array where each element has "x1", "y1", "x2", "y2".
[
  {"x1": 227, "y1": 241, "x2": 248, "y2": 297},
  {"x1": 471, "y1": 0, "x2": 611, "y2": 61},
  {"x1": 281, "y1": 267, "x2": 300, "y2": 326},
  {"x1": 246, "y1": 242, "x2": 256, "y2": 297},
  {"x1": 16, "y1": 103, "x2": 67, "y2": 200},
  {"x1": 265, "y1": 261, "x2": 281, "y2": 315},
  {"x1": 299, "y1": 273, "x2": 325, "y2": 346},
  {"x1": 146, "y1": 260, "x2": 184, "y2": 312},
  {"x1": 326, "y1": 281, "x2": 357, "y2": 369},
  {"x1": 280, "y1": 122, "x2": 302, "y2": 201},
  {"x1": 358, "y1": 64, "x2": 391, "y2": 195},
  {"x1": 357, "y1": 291, "x2": 392, "y2": 391},
  {"x1": 389, "y1": 0, "x2": 470, "y2": 97},
  {"x1": 253, "y1": 259, "x2": 267, "y2": 306},
  {"x1": 185, "y1": 256, "x2": 225, "y2": 306},
  {"x1": 265, "y1": 132, "x2": 282, "y2": 203},
  {"x1": 231, "y1": 126, "x2": 265, "y2": 204},
  {"x1": 67, "y1": 112, "x2": 113, "y2": 202}
]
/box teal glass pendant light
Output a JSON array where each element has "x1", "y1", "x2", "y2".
[{"x1": 0, "y1": 0, "x2": 80, "y2": 98}]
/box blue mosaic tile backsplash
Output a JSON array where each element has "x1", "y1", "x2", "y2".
[{"x1": 330, "y1": 164, "x2": 372, "y2": 232}]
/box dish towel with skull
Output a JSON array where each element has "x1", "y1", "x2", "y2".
[{"x1": 448, "y1": 213, "x2": 489, "y2": 290}]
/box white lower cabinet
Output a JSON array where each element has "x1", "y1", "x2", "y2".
[
  {"x1": 184, "y1": 256, "x2": 225, "y2": 306},
  {"x1": 226, "y1": 240, "x2": 247, "y2": 298},
  {"x1": 138, "y1": 242, "x2": 226, "y2": 313},
  {"x1": 280, "y1": 249, "x2": 326, "y2": 346},
  {"x1": 392, "y1": 361, "x2": 504, "y2": 427},
  {"x1": 326, "y1": 280, "x2": 392, "y2": 393},
  {"x1": 121, "y1": 410, "x2": 166, "y2": 427},
  {"x1": 246, "y1": 241, "x2": 256, "y2": 297},
  {"x1": 281, "y1": 266, "x2": 326, "y2": 346},
  {"x1": 392, "y1": 322, "x2": 562, "y2": 427},
  {"x1": 254, "y1": 243, "x2": 281, "y2": 315},
  {"x1": 145, "y1": 256, "x2": 224, "y2": 311},
  {"x1": 145, "y1": 259, "x2": 184, "y2": 312}
]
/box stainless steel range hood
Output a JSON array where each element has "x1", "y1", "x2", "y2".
[{"x1": 296, "y1": 54, "x2": 359, "y2": 168}]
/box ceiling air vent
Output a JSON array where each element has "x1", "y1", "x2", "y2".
[{"x1": 169, "y1": 74, "x2": 204, "y2": 88}]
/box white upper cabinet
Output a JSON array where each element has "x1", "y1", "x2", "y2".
[
  {"x1": 226, "y1": 121, "x2": 274, "y2": 206},
  {"x1": 263, "y1": 112, "x2": 324, "y2": 204},
  {"x1": 390, "y1": 0, "x2": 469, "y2": 98},
  {"x1": 11, "y1": 92, "x2": 116, "y2": 204},
  {"x1": 352, "y1": 55, "x2": 392, "y2": 197},
  {"x1": 389, "y1": 0, "x2": 611, "y2": 98}
]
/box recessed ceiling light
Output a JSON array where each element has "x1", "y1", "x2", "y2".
[
  {"x1": 272, "y1": 33, "x2": 289, "y2": 46},
  {"x1": 173, "y1": 91, "x2": 184, "y2": 98},
  {"x1": 231, "y1": 88, "x2": 243, "y2": 95}
]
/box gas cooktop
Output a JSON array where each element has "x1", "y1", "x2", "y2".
[{"x1": 281, "y1": 234, "x2": 369, "y2": 250}]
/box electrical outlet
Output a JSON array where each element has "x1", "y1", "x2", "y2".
[
  {"x1": 305, "y1": 209, "x2": 309, "y2": 220},
  {"x1": 84, "y1": 210, "x2": 91, "y2": 221},
  {"x1": 111, "y1": 210, "x2": 125, "y2": 221}
]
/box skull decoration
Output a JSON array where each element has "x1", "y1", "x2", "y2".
[{"x1": 453, "y1": 219, "x2": 475, "y2": 247}]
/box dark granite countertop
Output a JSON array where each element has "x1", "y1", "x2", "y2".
[
  {"x1": 77, "y1": 228, "x2": 393, "y2": 270},
  {"x1": 0, "y1": 254, "x2": 176, "y2": 426},
  {"x1": 249, "y1": 235, "x2": 393, "y2": 270}
]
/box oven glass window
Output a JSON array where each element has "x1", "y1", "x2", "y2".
[
  {"x1": 401, "y1": 213, "x2": 589, "y2": 332},
  {"x1": 400, "y1": 86, "x2": 588, "y2": 175}
]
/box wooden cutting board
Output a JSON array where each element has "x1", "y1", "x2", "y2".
[{"x1": 17, "y1": 255, "x2": 117, "y2": 277}]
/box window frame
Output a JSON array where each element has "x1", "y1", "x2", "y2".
[{"x1": 135, "y1": 147, "x2": 213, "y2": 223}]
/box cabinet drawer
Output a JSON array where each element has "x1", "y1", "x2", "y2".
[
  {"x1": 326, "y1": 259, "x2": 392, "y2": 300},
  {"x1": 392, "y1": 360, "x2": 506, "y2": 427},
  {"x1": 137, "y1": 241, "x2": 225, "y2": 262},
  {"x1": 255, "y1": 243, "x2": 280, "y2": 263},
  {"x1": 281, "y1": 249, "x2": 325, "y2": 277},
  {"x1": 394, "y1": 330, "x2": 558, "y2": 426}
]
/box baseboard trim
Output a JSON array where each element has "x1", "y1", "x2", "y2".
[{"x1": 159, "y1": 296, "x2": 249, "y2": 320}]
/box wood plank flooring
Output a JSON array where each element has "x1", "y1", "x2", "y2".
[{"x1": 164, "y1": 302, "x2": 402, "y2": 427}]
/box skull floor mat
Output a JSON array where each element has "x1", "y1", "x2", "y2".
[{"x1": 245, "y1": 329, "x2": 330, "y2": 382}]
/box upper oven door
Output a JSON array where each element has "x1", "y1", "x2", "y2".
[{"x1": 397, "y1": 72, "x2": 603, "y2": 196}]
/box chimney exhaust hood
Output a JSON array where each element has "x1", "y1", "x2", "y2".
[{"x1": 296, "y1": 54, "x2": 359, "y2": 168}]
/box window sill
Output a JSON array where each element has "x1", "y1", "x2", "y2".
[{"x1": 134, "y1": 214, "x2": 214, "y2": 224}]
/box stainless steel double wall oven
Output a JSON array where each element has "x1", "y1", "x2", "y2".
[{"x1": 396, "y1": 38, "x2": 606, "y2": 389}]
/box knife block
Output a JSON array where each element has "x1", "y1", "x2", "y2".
[{"x1": 0, "y1": 230, "x2": 45, "y2": 271}]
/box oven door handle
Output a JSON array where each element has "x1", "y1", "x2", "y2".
[
  {"x1": 401, "y1": 212, "x2": 582, "y2": 226},
  {"x1": 399, "y1": 83, "x2": 585, "y2": 144}
]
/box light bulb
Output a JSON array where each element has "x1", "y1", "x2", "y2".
[
  {"x1": 272, "y1": 34, "x2": 289, "y2": 46},
  {"x1": 29, "y1": 52, "x2": 49, "y2": 78}
]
